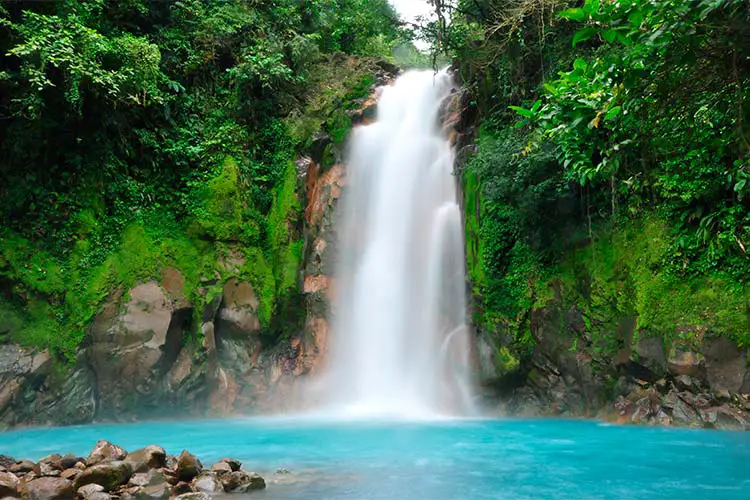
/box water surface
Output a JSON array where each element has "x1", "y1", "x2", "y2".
[{"x1": 1, "y1": 418, "x2": 748, "y2": 499}]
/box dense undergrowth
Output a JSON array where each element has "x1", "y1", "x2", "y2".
[
  {"x1": 0, "y1": 0, "x2": 407, "y2": 360},
  {"x1": 428, "y1": 0, "x2": 750, "y2": 373}
]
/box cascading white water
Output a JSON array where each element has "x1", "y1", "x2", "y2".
[{"x1": 320, "y1": 69, "x2": 474, "y2": 418}]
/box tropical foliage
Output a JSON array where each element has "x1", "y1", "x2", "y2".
[
  {"x1": 0, "y1": 0, "x2": 404, "y2": 358},
  {"x1": 435, "y1": 0, "x2": 749, "y2": 351}
]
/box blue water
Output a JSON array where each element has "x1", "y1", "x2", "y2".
[{"x1": 0, "y1": 418, "x2": 748, "y2": 499}]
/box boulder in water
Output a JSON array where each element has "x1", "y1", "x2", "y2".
[
  {"x1": 221, "y1": 470, "x2": 265, "y2": 492},
  {"x1": 209, "y1": 462, "x2": 232, "y2": 475},
  {"x1": 23, "y1": 477, "x2": 74, "y2": 500},
  {"x1": 175, "y1": 451, "x2": 202, "y2": 482},
  {"x1": 218, "y1": 458, "x2": 241, "y2": 472},
  {"x1": 191, "y1": 472, "x2": 222, "y2": 494},
  {"x1": 88, "y1": 440, "x2": 128, "y2": 465}
]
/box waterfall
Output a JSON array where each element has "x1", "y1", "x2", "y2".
[{"x1": 319, "y1": 69, "x2": 473, "y2": 418}]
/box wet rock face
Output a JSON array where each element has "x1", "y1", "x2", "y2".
[
  {"x1": 485, "y1": 295, "x2": 750, "y2": 429},
  {"x1": 87, "y1": 282, "x2": 193, "y2": 419},
  {"x1": 0, "y1": 344, "x2": 52, "y2": 424}
]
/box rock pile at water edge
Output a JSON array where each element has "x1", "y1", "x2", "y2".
[{"x1": 0, "y1": 440, "x2": 265, "y2": 498}]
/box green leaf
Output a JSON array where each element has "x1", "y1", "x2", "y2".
[
  {"x1": 615, "y1": 31, "x2": 633, "y2": 46},
  {"x1": 573, "y1": 58, "x2": 588, "y2": 71},
  {"x1": 572, "y1": 27, "x2": 597, "y2": 47},
  {"x1": 735, "y1": 179, "x2": 747, "y2": 193},
  {"x1": 601, "y1": 29, "x2": 617, "y2": 43},
  {"x1": 508, "y1": 106, "x2": 534, "y2": 118},
  {"x1": 628, "y1": 10, "x2": 644, "y2": 27},
  {"x1": 584, "y1": 0, "x2": 601, "y2": 13},
  {"x1": 558, "y1": 8, "x2": 587, "y2": 22},
  {"x1": 604, "y1": 106, "x2": 622, "y2": 120},
  {"x1": 543, "y1": 83, "x2": 558, "y2": 96}
]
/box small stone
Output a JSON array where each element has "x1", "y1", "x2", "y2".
[
  {"x1": 191, "y1": 472, "x2": 222, "y2": 494},
  {"x1": 146, "y1": 470, "x2": 167, "y2": 487},
  {"x1": 175, "y1": 451, "x2": 202, "y2": 482},
  {"x1": 88, "y1": 440, "x2": 128, "y2": 466},
  {"x1": 171, "y1": 482, "x2": 193, "y2": 495},
  {"x1": 23, "y1": 477, "x2": 74, "y2": 500},
  {"x1": 139, "y1": 483, "x2": 169, "y2": 500},
  {"x1": 38, "y1": 454, "x2": 63, "y2": 471},
  {"x1": 77, "y1": 483, "x2": 105, "y2": 499},
  {"x1": 174, "y1": 493, "x2": 210, "y2": 500},
  {"x1": 60, "y1": 454, "x2": 82, "y2": 470},
  {"x1": 61, "y1": 468, "x2": 79, "y2": 480},
  {"x1": 117, "y1": 486, "x2": 141, "y2": 499},
  {"x1": 275, "y1": 468, "x2": 291, "y2": 475},
  {"x1": 86, "y1": 493, "x2": 111, "y2": 500},
  {"x1": 129, "y1": 473, "x2": 150, "y2": 488},
  {"x1": 221, "y1": 470, "x2": 266, "y2": 493},
  {"x1": 39, "y1": 462, "x2": 60, "y2": 477},
  {"x1": 75, "y1": 462, "x2": 87, "y2": 470},
  {"x1": 209, "y1": 462, "x2": 231, "y2": 475},
  {"x1": 159, "y1": 468, "x2": 178, "y2": 486},
  {"x1": 0, "y1": 457, "x2": 16, "y2": 470},
  {"x1": 218, "y1": 458, "x2": 241, "y2": 472}
]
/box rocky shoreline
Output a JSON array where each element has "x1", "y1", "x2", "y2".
[{"x1": 0, "y1": 440, "x2": 264, "y2": 499}]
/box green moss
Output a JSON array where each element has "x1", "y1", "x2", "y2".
[
  {"x1": 463, "y1": 167, "x2": 485, "y2": 289},
  {"x1": 242, "y1": 247, "x2": 275, "y2": 326},
  {"x1": 0, "y1": 230, "x2": 65, "y2": 295},
  {"x1": 285, "y1": 55, "x2": 381, "y2": 148},
  {"x1": 191, "y1": 156, "x2": 260, "y2": 243},
  {"x1": 551, "y1": 216, "x2": 750, "y2": 348},
  {"x1": 495, "y1": 345, "x2": 521, "y2": 375}
]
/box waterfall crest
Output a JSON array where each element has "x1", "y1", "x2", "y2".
[{"x1": 318, "y1": 69, "x2": 473, "y2": 418}]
